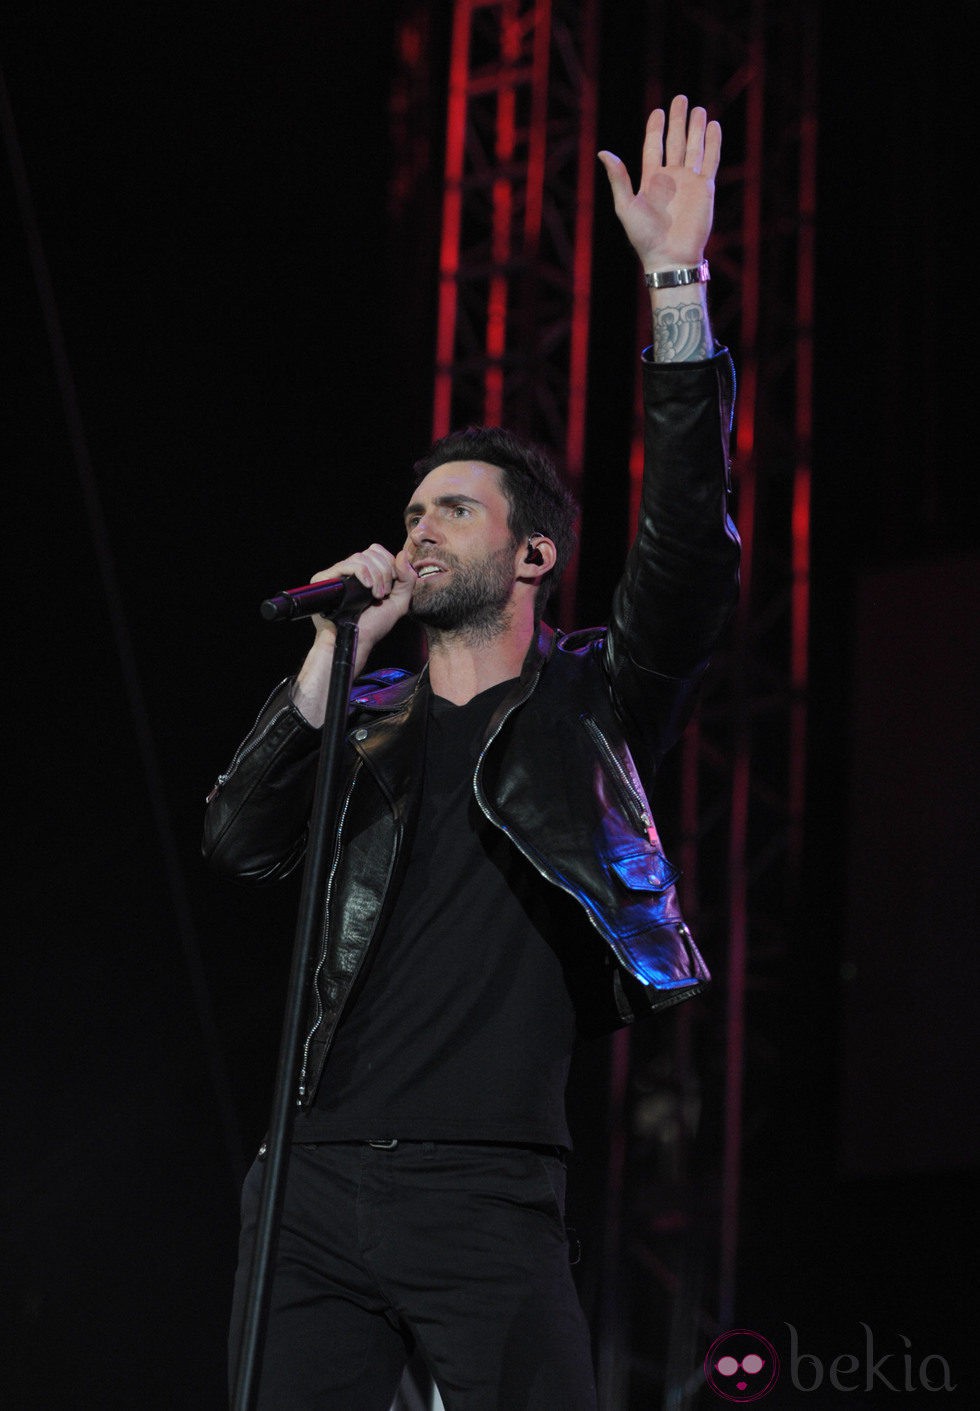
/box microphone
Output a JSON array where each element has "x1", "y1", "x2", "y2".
[{"x1": 260, "y1": 575, "x2": 376, "y2": 623}]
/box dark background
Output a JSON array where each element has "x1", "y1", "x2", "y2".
[{"x1": 2, "y1": 3, "x2": 976, "y2": 1407}]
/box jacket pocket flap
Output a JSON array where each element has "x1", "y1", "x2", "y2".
[{"x1": 609, "y1": 849, "x2": 680, "y2": 892}]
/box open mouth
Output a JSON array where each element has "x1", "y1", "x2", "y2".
[{"x1": 415, "y1": 564, "x2": 446, "y2": 579}]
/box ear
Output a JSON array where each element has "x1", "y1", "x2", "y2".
[{"x1": 516, "y1": 534, "x2": 557, "y2": 583}]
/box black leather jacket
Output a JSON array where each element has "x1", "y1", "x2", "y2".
[{"x1": 203, "y1": 351, "x2": 739, "y2": 1107}]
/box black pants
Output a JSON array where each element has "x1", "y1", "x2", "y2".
[{"x1": 229, "y1": 1140, "x2": 598, "y2": 1411}]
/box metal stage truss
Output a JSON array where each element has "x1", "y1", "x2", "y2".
[
  {"x1": 391, "y1": 1, "x2": 817, "y2": 1407},
  {"x1": 431, "y1": 0, "x2": 599, "y2": 628},
  {"x1": 619, "y1": 5, "x2": 819, "y2": 1407}
]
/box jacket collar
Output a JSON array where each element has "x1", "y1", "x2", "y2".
[
  {"x1": 350, "y1": 663, "x2": 428, "y2": 714},
  {"x1": 349, "y1": 623, "x2": 558, "y2": 807},
  {"x1": 350, "y1": 621, "x2": 557, "y2": 718},
  {"x1": 348, "y1": 665, "x2": 428, "y2": 818}
]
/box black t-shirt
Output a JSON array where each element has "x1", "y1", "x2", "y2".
[{"x1": 294, "y1": 678, "x2": 585, "y2": 1148}]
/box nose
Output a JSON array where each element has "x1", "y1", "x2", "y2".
[{"x1": 408, "y1": 513, "x2": 441, "y2": 547}]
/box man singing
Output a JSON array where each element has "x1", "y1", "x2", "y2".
[{"x1": 204, "y1": 93, "x2": 739, "y2": 1411}]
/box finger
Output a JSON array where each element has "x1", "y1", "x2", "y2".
[
  {"x1": 639, "y1": 106, "x2": 666, "y2": 182},
  {"x1": 685, "y1": 105, "x2": 708, "y2": 172},
  {"x1": 393, "y1": 547, "x2": 418, "y2": 585},
  {"x1": 597, "y1": 150, "x2": 635, "y2": 218},
  {"x1": 702, "y1": 118, "x2": 722, "y2": 180},
  {"x1": 313, "y1": 546, "x2": 392, "y2": 599},
  {"x1": 359, "y1": 544, "x2": 398, "y2": 598},
  {"x1": 664, "y1": 93, "x2": 688, "y2": 168}
]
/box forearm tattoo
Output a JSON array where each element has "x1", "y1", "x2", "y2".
[{"x1": 651, "y1": 303, "x2": 712, "y2": 362}]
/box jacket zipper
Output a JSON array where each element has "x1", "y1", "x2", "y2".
[
  {"x1": 471, "y1": 680, "x2": 629, "y2": 961},
  {"x1": 296, "y1": 676, "x2": 428, "y2": 1104},
  {"x1": 297, "y1": 767, "x2": 359, "y2": 1101},
  {"x1": 580, "y1": 711, "x2": 658, "y2": 845},
  {"x1": 473, "y1": 693, "x2": 694, "y2": 990},
  {"x1": 207, "y1": 678, "x2": 294, "y2": 799}
]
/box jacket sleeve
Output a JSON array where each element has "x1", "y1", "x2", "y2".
[
  {"x1": 604, "y1": 348, "x2": 740, "y2": 766},
  {"x1": 201, "y1": 678, "x2": 322, "y2": 882}
]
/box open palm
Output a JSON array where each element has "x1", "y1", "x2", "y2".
[{"x1": 599, "y1": 94, "x2": 720, "y2": 270}]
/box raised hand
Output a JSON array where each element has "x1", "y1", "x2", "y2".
[{"x1": 598, "y1": 94, "x2": 720, "y2": 273}]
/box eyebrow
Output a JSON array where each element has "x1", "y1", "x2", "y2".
[{"x1": 403, "y1": 493, "x2": 484, "y2": 522}]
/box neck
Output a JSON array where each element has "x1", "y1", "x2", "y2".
[{"x1": 425, "y1": 611, "x2": 537, "y2": 705}]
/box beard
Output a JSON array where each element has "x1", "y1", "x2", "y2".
[{"x1": 409, "y1": 543, "x2": 516, "y2": 643}]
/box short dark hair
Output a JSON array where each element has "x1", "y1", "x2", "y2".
[{"x1": 411, "y1": 426, "x2": 578, "y2": 609}]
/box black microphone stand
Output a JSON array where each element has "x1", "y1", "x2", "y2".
[{"x1": 231, "y1": 606, "x2": 367, "y2": 1411}]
